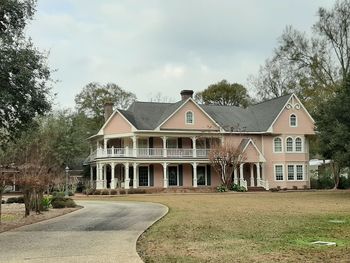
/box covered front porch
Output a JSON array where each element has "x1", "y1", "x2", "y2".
[{"x1": 90, "y1": 161, "x2": 218, "y2": 190}]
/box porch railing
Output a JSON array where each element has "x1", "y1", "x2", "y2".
[
  {"x1": 257, "y1": 179, "x2": 269, "y2": 190},
  {"x1": 94, "y1": 147, "x2": 211, "y2": 159}
]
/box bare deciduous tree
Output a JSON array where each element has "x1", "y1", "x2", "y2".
[{"x1": 208, "y1": 141, "x2": 246, "y2": 188}]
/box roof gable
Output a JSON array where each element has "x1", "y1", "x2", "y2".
[
  {"x1": 239, "y1": 138, "x2": 266, "y2": 162},
  {"x1": 159, "y1": 99, "x2": 221, "y2": 131},
  {"x1": 98, "y1": 110, "x2": 136, "y2": 135},
  {"x1": 270, "y1": 94, "x2": 315, "y2": 135}
]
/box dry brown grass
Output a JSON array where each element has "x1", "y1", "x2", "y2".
[{"x1": 77, "y1": 191, "x2": 350, "y2": 262}]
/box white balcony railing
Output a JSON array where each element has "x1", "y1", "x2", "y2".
[{"x1": 95, "y1": 147, "x2": 211, "y2": 159}]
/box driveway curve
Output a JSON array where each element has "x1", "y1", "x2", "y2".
[{"x1": 0, "y1": 200, "x2": 168, "y2": 263}]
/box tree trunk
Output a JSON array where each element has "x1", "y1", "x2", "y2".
[
  {"x1": 0, "y1": 191, "x2": 2, "y2": 224},
  {"x1": 331, "y1": 162, "x2": 340, "y2": 189},
  {"x1": 23, "y1": 189, "x2": 31, "y2": 217}
]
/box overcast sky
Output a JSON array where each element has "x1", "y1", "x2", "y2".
[{"x1": 26, "y1": 0, "x2": 334, "y2": 108}]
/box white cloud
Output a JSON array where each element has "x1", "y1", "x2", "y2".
[{"x1": 26, "y1": 0, "x2": 334, "y2": 107}]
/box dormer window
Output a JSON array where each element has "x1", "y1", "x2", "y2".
[
  {"x1": 185, "y1": 111, "x2": 194, "y2": 124},
  {"x1": 290, "y1": 114, "x2": 297, "y2": 127}
]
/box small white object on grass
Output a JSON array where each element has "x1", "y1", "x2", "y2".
[{"x1": 311, "y1": 241, "x2": 336, "y2": 246}]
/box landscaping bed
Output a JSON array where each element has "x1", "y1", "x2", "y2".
[{"x1": 0, "y1": 201, "x2": 80, "y2": 233}]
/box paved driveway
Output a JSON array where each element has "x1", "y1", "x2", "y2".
[{"x1": 0, "y1": 201, "x2": 168, "y2": 263}]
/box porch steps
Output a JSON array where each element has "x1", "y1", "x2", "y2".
[{"x1": 247, "y1": 186, "x2": 266, "y2": 192}]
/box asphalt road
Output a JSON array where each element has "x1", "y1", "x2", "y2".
[{"x1": 0, "y1": 201, "x2": 168, "y2": 263}]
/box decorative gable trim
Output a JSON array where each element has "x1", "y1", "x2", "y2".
[
  {"x1": 97, "y1": 110, "x2": 137, "y2": 135},
  {"x1": 241, "y1": 138, "x2": 266, "y2": 162},
  {"x1": 156, "y1": 98, "x2": 222, "y2": 131},
  {"x1": 267, "y1": 94, "x2": 314, "y2": 133}
]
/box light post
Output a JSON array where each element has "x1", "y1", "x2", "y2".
[{"x1": 65, "y1": 166, "x2": 70, "y2": 197}]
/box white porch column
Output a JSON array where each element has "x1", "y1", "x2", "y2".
[
  {"x1": 256, "y1": 163, "x2": 261, "y2": 180},
  {"x1": 133, "y1": 163, "x2": 138, "y2": 189},
  {"x1": 96, "y1": 163, "x2": 103, "y2": 189},
  {"x1": 192, "y1": 136, "x2": 197, "y2": 157},
  {"x1": 132, "y1": 136, "x2": 137, "y2": 157},
  {"x1": 233, "y1": 167, "x2": 238, "y2": 184},
  {"x1": 220, "y1": 136, "x2": 225, "y2": 146},
  {"x1": 163, "y1": 162, "x2": 168, "y2": 188},
  {"x1": 125, "y1": 163, "x2": 130, "y2": 189},
  {"x1": 111, "y1": 162, "x2": 115, "y2": 189},
  {"x1": 250, "y1": 163, "x2": 255, "y2": 187},
  {"x1": 162, "y1": 136, "x2": 167, "y2": 157},
  {"x1": 103, "y1": 164, "x2": 107, "y2": 189},
  {"x1": 239, "y1": 163, "x2": 244, "y2": 181},
  {"x1": 193, "y1": 162, "x2": 198, "y2": 187},
  {"x1": 90, "y1": 165, "x2": 93, "y2": 186},
  {"x1": 104, "y1": 139, "x2": 108, "y2": 150}
]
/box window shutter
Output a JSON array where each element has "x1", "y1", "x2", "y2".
[
  {"x1": 206, "y1": 138, "x2": 210, "y2": 149},
  {"x1": 178, "y1": 138, "x2": 182, "y2": 148},
  {"x1": 191, "y1": 165, "x2": 194, "y2": 186},
  {"x1": 149, "y1": 165, "x2": 154, "y2": 186},
  {"x1": 207, "y1": 165, "x2": 211, "y2": 186},
  {"x1": 179, "y1": 165, "x2": 183, "y2": 186},
  {"x1": 129, "y1": 167, "x2": 134, "y2": 187}
]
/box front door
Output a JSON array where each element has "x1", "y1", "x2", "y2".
[
  {"x1": 168, "y1": 166, "x2": 178, "y2": 186},
  {"x1": 197, "y1": 166, "x2": 206, "y2": 186}
]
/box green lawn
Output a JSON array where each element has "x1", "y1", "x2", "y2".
[{"x1": 83, "y1": 191, "x2": 350, "y2": 262}]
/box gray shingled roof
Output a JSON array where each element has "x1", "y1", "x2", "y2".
[{"x1": 117, "y1": 94, "x2": 292, "y2": 132}]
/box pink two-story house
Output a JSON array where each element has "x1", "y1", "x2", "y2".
[{"x1": 86, "y1": 90, "x2": 315, "y2": 191}]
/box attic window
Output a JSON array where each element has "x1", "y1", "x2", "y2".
[
  {"x1": 186, "y1": 111, "x2": 194, "y2": 124},
  {"x1": 290, "y1": 114, "x2": 297, "y2": 127}
]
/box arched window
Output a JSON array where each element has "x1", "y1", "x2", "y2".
[
  {"x1": 286, "y1": 137, "x2": 293, "y2": 152},
  {"x1": 185, "y1": 111, "x2": 194, "y2": 124},
  {"x1": 290, "y1": 114, "x2": 297, "y2": 127},
  {"x1": 273, "y1": 137, "x2": 282, "y2": 152},
  {"x1": 295, "y1": 137, "x2": 302, "y2": 152}
]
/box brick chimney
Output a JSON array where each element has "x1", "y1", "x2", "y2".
[
  {"x1": 104, "y1": 102, "x2": 114, "y2": 122},
  {"x1": 180, "y1": 90, "x2": 194, "y2": 100}
]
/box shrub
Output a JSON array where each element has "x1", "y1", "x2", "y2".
[
  {"x1": 216, "y1": 184, "x2": 228, "y2": 192},
  {"x1": 52, "y1": 192, "x2": 65, "y2": 198},
  {"x1": 292, "y1": 186, "x2": 298, "y2": 190},
  {"x1": 110, "y1": 189, "x2": 117, "y2": 195},
  {"x1": 84, "y1": 188, "x2": 95, "y2": 196},
  {"x1": 41, "y1": 196, "x2": 52, "y2": 211},
  {"x1": 127, "y1": 189, "x2": 147, "y2": 194},
  {"x1": 1, "y1": 200, "x2": 5, "y2": 204},
  {"x1": 270, "y1": 188, "x2": 279, "y2": 192},
  {"x1": 51, "y1": 196, "x2": 76, "y2": 209},
  {"x1": 338, "y1": 176, "x2": 350, "y2": 189},
  {"x1": 68, "y1": 191, "x2": 74, "y2": 196},
  {"x1": 93, "y1": 189, "x2": 101, "y2": 195},
  {"x1": 230, "y1": 183, "x2": 247, "y2": 192},
  {"x1": 101, "y1": 189, "x2": 109, "y2": 195},
  {"x1": 6, "y1": 196, "x2": 24, "y2": 204}
]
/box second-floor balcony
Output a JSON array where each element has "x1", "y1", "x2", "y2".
[{"x1": 94, "y1": 147, "x2": 211, "y2": 159}]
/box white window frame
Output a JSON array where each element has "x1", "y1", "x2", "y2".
[
  {"x1": 296, "y1": 164, "x2": 304, "y2": 181},
  {"x1": 295, "y1": 137, "x2": 303, "y2": 152},
  {"x1": 274, "y1": 164, "x2": 284, "y2": 181},
  {"x1": 273, "y1": 137, "x2": 283, "y2": 153},
  {"x1": 286, "y1": 137, "x2": 294, "y2": 152},
  {"x1": 290, "y1": 114, "x2": 297, "y2": 127},
  {"x1": 287, "y1": 164, "x2": 295, "y2": 180},
  {"x1": 285, "y1": 164, "x2": 305, "y2": 181},
  {"x1": 138, "y1": 165, "x2": 150, "y2": 187},
  {"x1": 185, "y1": 110, "x2": 194, "y2": 125}
]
